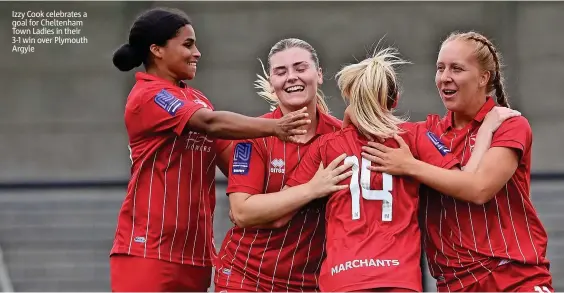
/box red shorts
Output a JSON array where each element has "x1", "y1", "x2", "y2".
[
  {"x1": 110, "y1": 254, "x2": 212, "y2": 292},
  {"x1": 438, "y1": 261, "x2": 553, "y2": 292}
]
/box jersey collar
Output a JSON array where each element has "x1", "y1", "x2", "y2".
[
  {"x1": 442, "y1": 96, "x2": 496, "y2": 130},
  {"x1": 135, "y1": 72, "x2": 188, "y2": 88}
]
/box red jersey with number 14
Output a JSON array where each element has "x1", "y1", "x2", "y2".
[
  {"x1": 286, "y1": 123, "x2": 460, "y2": 292},
  {"x1": 111, "y1": 72, "x2": 230, "y2": 267}
]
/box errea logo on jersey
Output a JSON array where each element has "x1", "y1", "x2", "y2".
[
  {"x1": 331, "y1": 258, "x2": 400, "y2": 275},
  {"x1": 270, "y1": 158, "x2": 285, "y2": 174}
]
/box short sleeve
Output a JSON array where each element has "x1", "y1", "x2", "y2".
[
  {"x1": 490, "y1": 116, "x2": 531, "y2": 159},
  {"x1": 226, "y1": 140, "x2": 268, "y2": 195},
  {"x1": 137, "y1": 86, "x2": 206, "y2": 136},
  {"x1": 415, "y1": 124, "x2": 460, "y2": 170},
  {"x1": 286, "y1": 138, "x2": 324, "y2": 187}
]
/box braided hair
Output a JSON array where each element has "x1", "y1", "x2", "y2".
[{"x1": 443, "y1": 31, "x2": 510, "y2": 107}]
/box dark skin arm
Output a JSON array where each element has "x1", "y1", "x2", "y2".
[{"x1": 187, "y1": 107, "x2": 311, "y2": 143}]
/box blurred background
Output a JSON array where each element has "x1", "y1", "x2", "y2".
[{"x1": 0, "y1": 1, "x2": 563, "y2": 291}]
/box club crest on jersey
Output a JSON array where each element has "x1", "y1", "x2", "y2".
[
  {"x1": 154, "y1": 89, "x2": 184, "y2": 116},
  {"x1": 232, "y1": 142, "x2": 252, "y2": 175},
  {"x1": 270, "y1": 158, "x2": 285, "y2": 174},
  {"x1": 426, "y1": 131, "x2": 451, "y2": 156},
  {"x1": 469, "y1": 132, "x2": 477, "y2": 153}
]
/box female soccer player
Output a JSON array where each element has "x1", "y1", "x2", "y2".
[
  {"x1": 362, "y1": 31, "x2": 553, "y2": 292},
  {"x1": 109, "y1": 8, "x2": 312, "y2": 292},
  {"x1": 284, "y1": 47, "x2": 518, "y2": 292},
  {"x1": 213, "y1": 38, "x2": 351, "y2": 292}
]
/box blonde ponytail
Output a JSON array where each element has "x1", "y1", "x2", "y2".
[{"x1": 336, "y1": 47, "x2": 409, "y2": 138}]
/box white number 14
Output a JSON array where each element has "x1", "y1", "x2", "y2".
[{"x1": 346, "y1": 155, "x2": 393, "y2": 222}]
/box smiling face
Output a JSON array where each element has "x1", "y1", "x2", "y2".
[
  {"x1": 268, "y1": 47, "x2": 323, "y2": 110},
  {"x1": 435, "y1": 39, "x2": 491, "y2": 113},
  {"x1": 152, "y1": 24, "x2": 201, "y2": 80}
]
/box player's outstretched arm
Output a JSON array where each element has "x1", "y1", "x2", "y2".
[
  {"x1": 187, "y1": 107, "x2": 310, "y2": 142},
  {"x1": 363, "y1": 107, "x2": 521, "y2": 205},
  {"x1": 229, "y1": 154, "x2": 352, "y2": 228}
]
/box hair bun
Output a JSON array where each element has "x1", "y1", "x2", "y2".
[{"x1": 112, "y1": 44, "x2": 143, "y2": 72}]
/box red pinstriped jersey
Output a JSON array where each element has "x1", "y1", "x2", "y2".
[
  {"x1": 214, "y1": 107, "x2": 341, "y2": 292},
  {"x1": 421, "y1": 97, "x2": 550, "y2": 291},
  {"x1": 286, "y1": 123, "x2": 460, "y2": 292},
  {"x1": 111, "y1": 72, "x2": 230, "y2": 267}
]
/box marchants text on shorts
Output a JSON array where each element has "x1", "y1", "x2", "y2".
[{"x1": 11, "y1": 10, "x2": 88, "y2": 54}]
